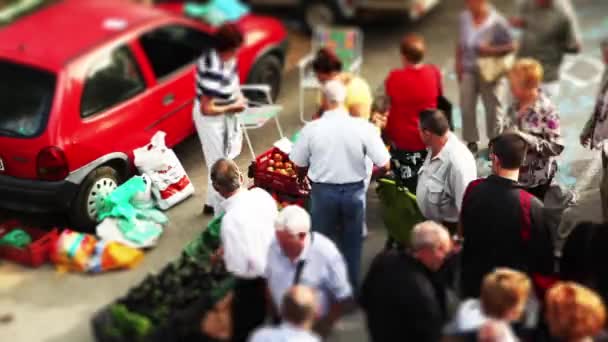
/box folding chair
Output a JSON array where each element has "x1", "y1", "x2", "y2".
[
  {"x1": 240, "y1": 84, "x2": 284, "y2": 160},
  {"x1": 297, "y1": 26, "x2": 364, "y2": 123}
]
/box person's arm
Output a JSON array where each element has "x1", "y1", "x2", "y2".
[
  {"x1": 529, "y1": 197, "x2": 555, "y2": 276},
  {"x1": 200, "y1": 94, "x2": 247, "y2": 116},
  {"x1": 518, "y1": 109, "x2": 565, "y2": 158},
  {"x1": 314, "y1": 297, "x2": 356, "y2": 338},
  {"x1": 289, "y1": 126, "x2": 311, "y2": 183},
  {"x1": 314, "y1": 252, "x2": 355, "y2": 338},
  {"x1": 478, "y1": 20, "x2": 517, "y2": 57},
  {"x1": 456, "y1": 44, "x2": 464, "y2": 82},
  {"x1": 364, "y1": 124, "x2": 391, "y2": 170},
  {"x1": 478, "y1": 41, "x2": 517, "y2": 57},
  {"x1": 558, "y1": 0, "x2": 582, "y2": 54},
  {"x1": 371, "y1": 78, "x2": 391, "y2": 130}
]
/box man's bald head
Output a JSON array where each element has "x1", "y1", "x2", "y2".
[
  {"x1": 281, "y1": 285, "x2": 318, "y2": 327},
  {"x1": 210, "y1": 158, "x2": 241, "y2": 196}
]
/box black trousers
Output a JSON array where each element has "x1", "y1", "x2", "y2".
[{"x1": 231, "y1": 277, "x2": 267, "y2": 342}]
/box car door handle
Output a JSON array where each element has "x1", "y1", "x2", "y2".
[{"x1": 163, "y1": 93, "x2": 175, "y2": 106}]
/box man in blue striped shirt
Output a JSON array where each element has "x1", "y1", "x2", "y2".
[{"x1": 193, "y1": 23, "x2": 247, "y2": 215}]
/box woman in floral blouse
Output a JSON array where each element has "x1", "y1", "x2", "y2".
[{"x1": 498, "y1": 58, "x2": 564, "y2": 199}]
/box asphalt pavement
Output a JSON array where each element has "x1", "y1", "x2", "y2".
[{"x1": 1, "y1": 1, "x2": 608, "y2": 341}]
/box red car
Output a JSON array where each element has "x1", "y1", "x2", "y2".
[{"x1": 0, "y1": 0, "x2": 287, "y2": 229}]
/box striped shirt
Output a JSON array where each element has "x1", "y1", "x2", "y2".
[{"x1": 196, "y1": 49, "x2": 239, "y2": 105}]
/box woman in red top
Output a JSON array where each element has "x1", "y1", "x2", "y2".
[{"x1": 377, "y1": 34, "x2": 443, "y2": 191}]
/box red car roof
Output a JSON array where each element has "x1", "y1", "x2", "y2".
[{"x1": 0, "y1": 0, "x2": 170, "y2": 71}]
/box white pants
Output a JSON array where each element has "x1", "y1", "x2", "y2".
[
  {"x1": 541, "y1": 81, "x2": 561, "y2": 99},
  {"x1": 193, "y1": 102, "x2": 243, "y2": 212}
]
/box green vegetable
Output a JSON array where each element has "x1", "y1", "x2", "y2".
[{"x1": 109, "y1": 304, "x2": 153, "y2": 341}]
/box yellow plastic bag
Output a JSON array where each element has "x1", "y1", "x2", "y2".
[{"x1": 97, "y1": 241, "x2": 144, "y2": 272}]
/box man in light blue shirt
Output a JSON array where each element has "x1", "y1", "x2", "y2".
[
  {"x1": 265, "y1": 206, "x2": 354, "y2": 339},
  {"x1": 290, "y1": 80, "x2": 391, "y2": 289}
]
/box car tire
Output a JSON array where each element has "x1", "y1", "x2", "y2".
[
  {"x1": 69, "y1": 166, "x2": 120, "y2": 232},
  {"x1": 302, "y1": 0, "x2": 342, "y2": 34},
  {"x1": 246, "y1": 54, "x2": 283, "y2": 102}
]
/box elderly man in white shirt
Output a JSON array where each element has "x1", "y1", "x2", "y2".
[
  {"x1": 416, "y1": 109, "x2": 477, "y2": 233},
  {"x1": 210, "y1": 158, "x2": 278, "y2": 342},
  {"x1": 249, "y1": 285, "x2": 321, "y2": 342},
  {"x1": 265, "y1": 205, "x2": 354, "y2": 339},
  {"x1": 290, "y1": 80, "x2": 391, "y2": 289}
]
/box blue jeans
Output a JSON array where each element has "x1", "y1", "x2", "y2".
[{"x1": 311, "y1": 181, "x2": 365, "y2": 289}]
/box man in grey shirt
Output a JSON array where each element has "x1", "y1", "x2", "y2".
[{"x1": 512, "y1": 0, "x2": 581, "y2": 98}]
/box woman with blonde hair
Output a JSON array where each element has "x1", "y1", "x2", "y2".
[
  {"x1": 545, "y1": 282, "x2": 607, "y2": 342},
  {"x1": 498, "y1": 58, "x2": 564, "y2": 199}
]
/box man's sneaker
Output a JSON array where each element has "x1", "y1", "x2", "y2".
[
  {"x1": 203, "y1": 205, "x2": 215, "y2": 216},
  {"x1": 467, "y1": 142, "x2": 479, "y2": 154}
]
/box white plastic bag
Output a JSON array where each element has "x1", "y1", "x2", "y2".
[
  {"x1": 134, "y1": 131, "x2": 195, "y2": 210},
  {"x1": 131, "y1": 174, "x2": 154, "y2": 209},
  {"x1": 96, "y1": 218, "x2": 161, "y2": 249}
]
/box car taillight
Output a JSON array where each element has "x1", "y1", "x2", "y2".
[{"x1": 37, "y1": 147, "x2": 69, "y2": 181}]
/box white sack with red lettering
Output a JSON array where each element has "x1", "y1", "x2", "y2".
[{"x1": 134, "y1": 131, "x2": 194, "y2": 210}]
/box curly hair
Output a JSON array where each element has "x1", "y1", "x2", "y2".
[
  {"x1": 546, "y1": 282, "x2": 607, "y2": 341},
  {"x1": 214, "y1": 23, "x2": 244, "y2": 53}
]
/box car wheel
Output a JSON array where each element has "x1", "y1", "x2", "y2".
[
  {"x1": 246, "y1": 54, "x2": 283, "y2": 102},
  {"x1": 303, "y1": 1, "x2": 340, "y2": 33},
  {"x1": 69, "y1": 166, "x2": 120, "y2": 231}
]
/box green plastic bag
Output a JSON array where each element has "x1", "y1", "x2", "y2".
[
  {"x1": 97, "y1": 177, "x2": 147, "y2": 222},
  {"x1": 0, "y1": 229, "x2": 31, "y2": 248},
  {"x1": 376, "y1": 178, "x2": 424, "y2": 246},
  {"x1": 118, "y1": 219, "x2": 163, "y2": 247}
]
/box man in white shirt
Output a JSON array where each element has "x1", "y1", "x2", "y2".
[
  {"x1": 249, "y1": 285, "x2": 321, "y2": 342},
  {"x1": 210, "y1": 158, "x2": 278, "y2": 342},
  {"x1": 265, "y1": 206, "x2": 354, "y2": 339},
  {"x1": 290, "y1": 80, "x2": 391, "y2": 289},
  {"x1": 416, "y1": 109, "x2": 477, "y2": 233}
]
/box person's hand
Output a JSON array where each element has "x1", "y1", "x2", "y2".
[
  {"x1": 371, "y1": 111, "x2": 388, "y2": 130},
  {"x1": 228, "y1": 96, "x2": 247, "y2": 113},
  {"x1": 455, "y1": 64, "x2": 463, "y2": 83},
  {"x1": 478, "y1": 42, "x2": 496, "y2": 56},
  {"x1": 210, "y1": 247, "x2": 224, "y2": 265}
]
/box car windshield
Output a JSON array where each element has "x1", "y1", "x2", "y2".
[
  {"x1": 0, "y1": 60, "x2": 55, "y2": 137},
  {"x1": 0, "y1": 0, "x2": 59, "y2": 27}
]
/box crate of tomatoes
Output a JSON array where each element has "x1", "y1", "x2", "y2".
[{"x1": 249, "y1": 147, "x2": 309, "y2": 197}]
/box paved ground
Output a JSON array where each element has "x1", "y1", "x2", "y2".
[{"x1": 2, "y1": 1, "x2": 608, "y2": 341}]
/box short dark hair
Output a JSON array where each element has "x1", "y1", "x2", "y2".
[
  {"x1": 400, "y1": 33, "x2": 426, "y2": 64},
  {"x1": 210, "y1": 159, "x2": 240, "y2": 194},
  {"x1": 311, "y1": 48, "x2": 343, "y2": 74},
  {"x1": 419, "y1": 109, "x2": 449, "y2": 136},
  {"x1": 281, "y1": 291, "x2": 316, "y2": 325},
  {"x1": 214, "y1": 23, "x2": 244, "y2": 53},
  {"x1": 490, "y1": 133, "x2": 528, "y2": 170}
]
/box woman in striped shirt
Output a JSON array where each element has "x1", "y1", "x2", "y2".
[{"x1": 193, "y1": 23, "x2": 246, "y2": 215}]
